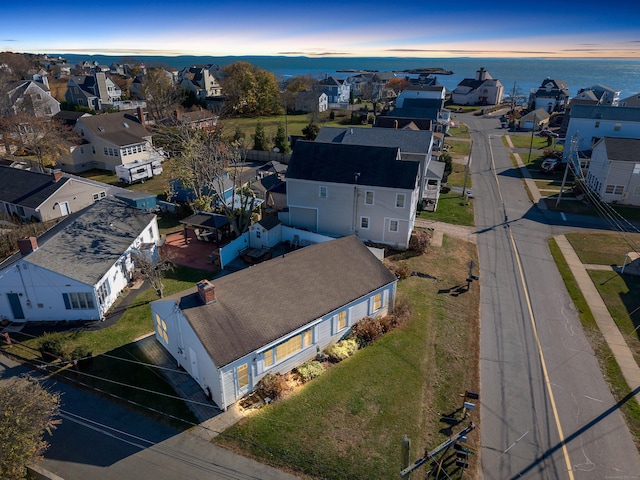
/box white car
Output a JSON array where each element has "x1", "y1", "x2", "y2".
[{"x1": 466, "y1": 190, "x2": 473, "y2": 198}]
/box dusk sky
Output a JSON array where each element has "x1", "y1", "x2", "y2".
[{"x1": 2, "y1": 1, "x2": 639, "y2": 59}]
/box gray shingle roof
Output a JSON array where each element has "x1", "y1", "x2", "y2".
[
  {"x1": 78, "y1": 112, "x2": 150, "y2": 147},
  {"x1": 0, "y1": 166, "x2": 70, "y2": 208},
  {"x1": 163, "y1": 235, "x2": 396, "y2": 366},
  {"x1": 25, "y1": 197, "x2": 156, "y2": 285},
  {"x1": 315, "y1": 126, "x2": 432, "y2": 154},
  {"x1": 570, "y1": 105, "x2": 640, "y2": 122},
  {"x1": 287, "y1": 141, "x2": 419, "y2": 190},
  {"x1": 601, "y1": 137, "x2": 640, "y2": 162}
]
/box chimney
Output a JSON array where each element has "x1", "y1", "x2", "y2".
[
  {"x1": 136, "y1": 106, "x2": 145, "y2": 126},
  {"x1": 197, "y1": 279, "x2": 216, "y2": 304},
  {"x1": 51, "y1": 169, "x2": 63, "y2": 182},
  {"x1": 18, "y1": 236, "x2": 38, "y2": 255}
]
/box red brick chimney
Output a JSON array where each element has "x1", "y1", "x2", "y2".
[
  {"x1": 51, "y1": 169, "x2": 63, "y2": 182},
  {"x1": 136, "y1": 106, "x2": 145, "y2": 126},
  {"x1": 197, "y1": 279, "x2": 216, "y2": 304},
  {"x1": 17, "y1": 236, "x2": 38, "y2": 255}
]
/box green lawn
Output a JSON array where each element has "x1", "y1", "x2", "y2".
[
  {"x1": 507, "y1": 134, "x2": 549, "y2": 150},
  {"x1": 419, "y1": 191, "x2": 475, "y2": 226},
  {"x1": 444, "y1": 139, "x2": 471, "y2": 156},
  {"x1": 447, "y1": 123, "x2": 470, "y2": 138},
  {"x1": 215, "y1": 235, "x2": 480, "y2": 479},
  {"x1": 565, "y1": 232, "x2": 640, "y2": 266}
]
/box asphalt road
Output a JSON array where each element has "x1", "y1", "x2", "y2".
[{"x1": 461, "y1": 112, "x2": 640, "y2": 479}]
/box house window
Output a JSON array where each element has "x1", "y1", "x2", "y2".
[
  {"x1": 319, "y1": 186, "x2": 327, "y2": 198},
  {"x1": 274, "y1": 328, "x2": 312, "y2": 363},
  {"x1": 605, "y1": 185, "x2": 624, "y2": 195},
  {"x1": 62, "y1": 292, "x2": 95, "y2": 310},
  {"x1": 337, "y1": 311, "x2": 347, "y2": 330},
  {"x1": 44, "y1": 107, "x2": 52, "y2": 115},
  {"x1": 237, "y1": 363, "x2": 249, "y2": 389},
  {"x1": 16, "y1": 205, "x2": 25, "y2": 217},
  {"x1": 396, "y1": 193, "x2": 405, "y2": 208},
  {"x1": 103, "y1": 147, "x2": 109, "y2": 155},
  {"x1": 614, "y1": 123, "x2": 621, "y2": 132},
  {"x1": 97, "y1": 279, "x2": 111, "y2": 305},
  {"x1": 155, "y1": 314, "x2": 169, "y2": 345},
  {"x1": 93, "y1": 191, "x2": 106, "y2": 202},
  {"x1": 634, "y1": 164, "x2": 640, "y2": 175},
  {"x1": 92, "y1": 146, "x2": 96, "y2": 154},
  {"x1": 595, "y1": 121, "x2": 600, "y2": 128},
  {"x1": 389, "y1": 220, "x2": 399, "y2": 232},
  {"x1": 263, "y1": 348, "x2": 274, "y2": 367},
  {"x1": 373, "y1": 293, "x2": 382, "y2": 311},
  {"x1": 364, "y1": 191, "x2": 374, "y2": 205},
  {"x1": 360, "y1": 217, "x2": 369, "y2": 229},
  {"x1": 634, "y1": 185, "x2": 640, "y2": 196},
  {"x1": 256, "y1": 230, "x2": 261, "y2": 239}
]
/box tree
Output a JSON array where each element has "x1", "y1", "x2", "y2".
[
  {"x1": 221, "y1": 61, "x2": 282, "y2": 116},
  {"x1": 253, "y1": 121, "x2": 267, "y2": 151},
  {"x1": 131, "y1": 249, "x2": 174, "y2": 298},
  {"x1": 155, "y1": 124, "x2": 257, "y2": 236},
  {"x1": 387, "y1": 78, "x2": 411, "y2": 96},
  {"x1": 274, "y1": 122, "x2": 291, "y2": 153},
  {"x1": 302, "y1": 121, "x2": 320, "y2": 140},
  {"x1": 285, "y1": 75, "x2": 316, "y2": 93},
  {"x1": 0, "y1": 376, "x2": 61, "y2": 480},
  {"x1": 439, "y1": 153, "x2": 453, "y2": 183},
  {"x1": 141, "y1": 68, "x2": 182, "y2": 122}
]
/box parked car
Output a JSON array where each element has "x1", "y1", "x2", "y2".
[
  {"x1": 466, "y1": 189, "x2": 473, "y2": 198},
  {"x1": 539, "y1": 129, "x2": 559, "y2": 138},
  {"x1": 540, "y1": 159, "x2": 560, "y2": 173}
]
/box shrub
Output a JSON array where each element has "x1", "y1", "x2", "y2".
[
  {"x1": 255, "y1": 373, "x2": 291, "y2": 401},
  {"x1": 69, "y1": 345, "x2": 92, "y2": 361},
  {"x1": 294, "y1": 361, "x2": 325, "y2": 383},
  {"x1": 351, "y1": 317, "x2": 385, "y2": 346},
  {"x1": 409, "y1": 230, "x2": 431, "y2": 254},
  {"x1": 391, "y1": 297, "x2": 412, "y2": 328},
  {"x1": 38, "y1": 332, "x2": 67, "y2": 359},
  {"x1": 393, "y1": 261, "x2": 411, "y2": 279},
  {"x1": 324, "y1": 338, "x2": 359, "y2": 363}
]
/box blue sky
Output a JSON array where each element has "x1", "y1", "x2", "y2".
[{"x1": 2, "y1": 1, "x2": 639, "y2": 58}]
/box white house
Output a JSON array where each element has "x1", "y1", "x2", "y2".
[
  {"x1": 284, "y1": 140, "x2": 420, "y2": 250},
  {"x1": 585, "y1": 137, "x2": 640, "y2": 206},
  {"x1": 0, "y1": 197, "x2": 159, "y2": 322},
  {"x1": 63, "y1": 111, "x2": 165, "y2": 173},
  {"x1": 530, "y1": 78, "x2": 570, "y2": 113},
  {"x1": 563, "y1": 105, "x2": 640, "y2": 161},
  {"x1": 294, "y1": 91, "x2": 328, "y2": 113},
  {"x1": 451, "y1": 67, "x2": 503, "y2": 105},
  {"x1": 150, "y1": 235, "x2": 397, "y2": 410},
  {"x1": 65, "y1": 73, "x2": 122, "y2": 111}
]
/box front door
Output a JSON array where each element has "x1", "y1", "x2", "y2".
[
  {"x1": 7, "y1": 293, "x2": 25, "y2": 320},
  {"x1": 59, "y1": 201, "x2": 70, "y2": 216}
]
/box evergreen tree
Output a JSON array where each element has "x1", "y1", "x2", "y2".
[
  {"x1": 302, "y1": 122, "x2": 320, "y2": 141},
  {"x1": 253, "y1": 121, "x2": 268, "y2": 151},
  {"x1": 274, "y1": 122, "x2": 291, "y2": 153}
]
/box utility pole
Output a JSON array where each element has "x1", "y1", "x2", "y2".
[
  {"x1": 527, "y1": 110, "x2": 537, "y2": 164},
  {"x1": 557, "y1": 133, "x2": 578, "y2": 207},
  {"x1": 462, "y1": 139, "x2": 473, "y2": 201}
]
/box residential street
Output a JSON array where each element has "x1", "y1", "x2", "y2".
[{"x1": 461, "y1": 111, "x2": 640, "y2": 479}]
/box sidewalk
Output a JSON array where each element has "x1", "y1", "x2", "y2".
[
  {"x1": 554, "y1": 236, "x2": 640, "y2": 403},
  {"x1": 505, "y1": 134, "x2": 547, "y2": 211}
]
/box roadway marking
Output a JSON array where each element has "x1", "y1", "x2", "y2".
[
  {"x1": 503, "y1": 430, "x2": 529, "y2": 454},
  {"x1": 488, "y1": 134, "x2": 575, "y2": 479}
]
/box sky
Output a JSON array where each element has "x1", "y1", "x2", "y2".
[{"x1": 2, "y1": 1, "x2": 639, "y2": 59}]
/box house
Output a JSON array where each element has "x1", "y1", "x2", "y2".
[
  {"x1": 518, "y1": 108, "x2": 550, "y2": 131},
  {"x1": 314, "y1": 126, "x2": 436, "y2": 203},
  {"x1": 150, "y1": 235, "x2": 397, "y2": 409},
  {"x1": 619, "y1": 93, "x2": 640, "y2": 108},
  {"x1": 3, "y1": 80, "x2": 60, "y2": 118},
  {"x1": 451, "y1": 67, "x2": 503, "y2": 105},
  {"x1": 0, "y1": 166, "x2": 125, "y2": 222},
  {"x1": 576, "y1": 84, "x2": 620, "y2": 107},
  {"x1": 64, "y1": 112, "x2": 165, "y2": 173},
  {"x1": 585, "y1": 137, "x2": 640, "y2": 206},
  {"x1": 390, "y1": 84, "x2": 451, "y2": 133},
  {"x1": 313, "y1": 76, "x2": 350, "y2": 105},
  {"x1": 563, "y1": 105, "x2": 640, "y2": 161},
  {"x1": 178, "y1": 65, "x2": 223, "y2": 100},
  {"x1": 0, "y1": 197, "x2": 159, "y2": 322},
  {"x1": 294, "y1": 91, "x2": 328, "y2": 113},
  {"x1": 530, "y1": 78, "x2": 570, "y2": 113},
  {"x1": 284, "y1": 141, "x2": 420, "y2": 250},
  {"x1": 65, "y1": 72, "x2": 122, "y2": 111}
]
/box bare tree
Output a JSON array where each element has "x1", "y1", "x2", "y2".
[
  {"x1": 142, "y1": 68, "x2": 182, "y2": 122},
  {"x1": 155, "y1": 123, "x2": 256, "y2": 236},
  {"x1": 131, "y1": 249, "x2": 174, "y2": 298}
]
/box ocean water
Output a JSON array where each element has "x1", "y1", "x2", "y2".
[{"x1": 57, "y1": 54, "x2": 640, "y2": 99}]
